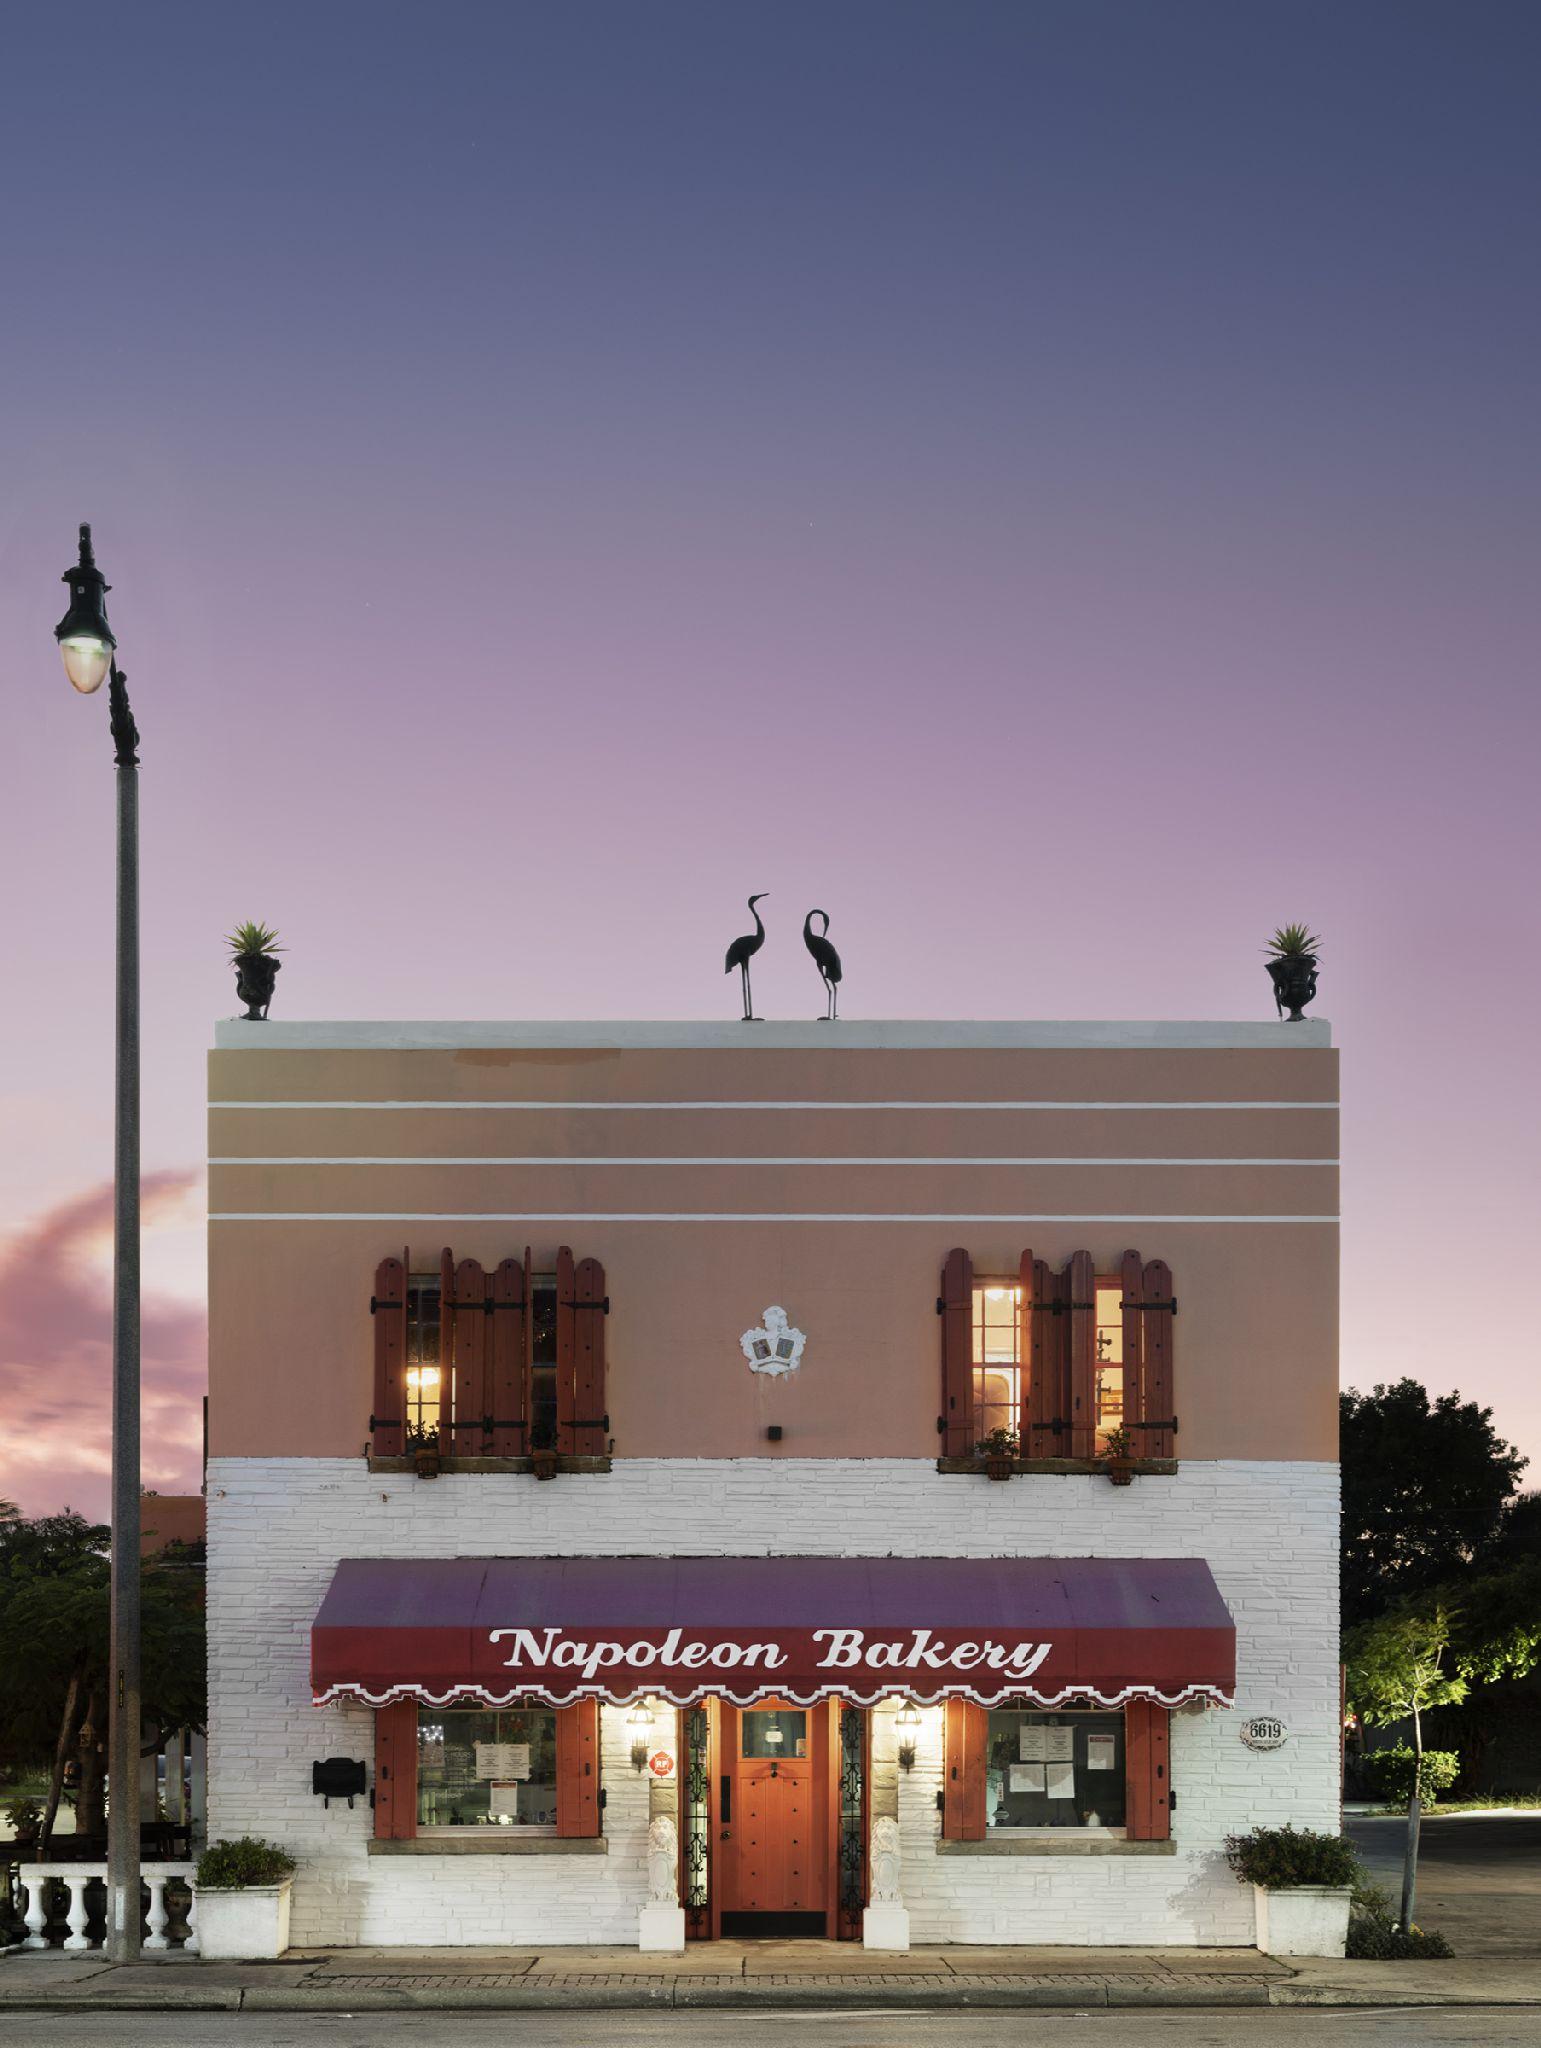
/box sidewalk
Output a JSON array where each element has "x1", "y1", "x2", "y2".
[{"x1": 3, "y1": 1940, "x2": 1538, "y2": 2012}]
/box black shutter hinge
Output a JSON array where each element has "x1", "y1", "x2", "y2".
[
  {"x1": 560, "y1": 1297, "x2": 610, "y2": 1314},
  {"x1": 936, "y1": 1416, "x2": 946, "y2": 1436},
  {"x1": 936, "y1": 1297, "x2": 946, "y2": 1315},
  {"x1": 598, "y1": 1788, "x2": 607, "y2": 1811}
]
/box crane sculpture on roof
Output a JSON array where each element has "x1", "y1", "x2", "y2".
[
  {"x1": 803, "y1": 909, "x2": 843, "y2": 1021},
  {"x1": 724, "y1": 893, "x2": 769, "y2": 1021}
]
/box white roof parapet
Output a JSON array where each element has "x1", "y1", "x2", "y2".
[{"x1": 213, "y1": 1019, "x2": 1333, "y2": 1051}]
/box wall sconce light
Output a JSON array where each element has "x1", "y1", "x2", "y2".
[
  {"x1": 895, "y1": 1700, "x2": 922, "y2": 1773},
  {"x1": 628, "y1": 1701, "x2": 654, "y2": 1772}
]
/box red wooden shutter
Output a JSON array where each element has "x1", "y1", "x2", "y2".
[
  {"x1": 572, "y1": 1257, "x2": 608, "y2": 1457},
  {"x1": 371, "y1": 1252, "x2": 408, "y2": 1455},
  {"x1": 1067, "y1": 1250, "x2": 1096, "y2": 1459},
  {"x1": 490, "y1": 1255, "x2": 528, "y2": 1457},
  {"x1": 374, "y1": 1700, "x2": 418, "y2": 1839},
  {"x1": 939, "y1": 1248, "x2": 974, "y2": 1457},
  {"x1": 556, "y1": 1698, "x2": 601, "y2": 1837},
  {"x1": 1143, "y1": 1260, "x2": 1175, "y2": 1458},
  {"x1": 555, "y1": 1245, "x2": 577, "y2": 1456},
  {"x1": 1016, "y1": 1249, "x2": 1036, "y2": 1453},
  {"x1": 1026, "y1": 1257, "x2": 1057, "y2": 1458},
  {"x1": 449, "y1": 1258, "x2": 488, "y2": 1454},
  {"x1": 437, "y1": 1247, "x2": 456, "y2": 1451},
  {"x1": 1120, "y1": 1249, "x2": 1146, "y2": 1446},
  {"x1": 942, "y1": 1698, "x2": 988, "y2": 1840},
  {"x1": 1125, "y1": 1700, "x2": 1172, "y2": 1840}
]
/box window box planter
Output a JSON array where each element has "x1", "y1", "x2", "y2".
[
  {"x1": 1253, "y1": 1884, "x2": 1351, "y2": 1957},
  {"x1": 192, "y1": 1878, "x2": 293, "y2": 1959},
  {"x1": 531, "y1": 1448, "x2": 559, "y2": 1482},
  {"x1": 975, "y1": 1430, "x2": 1019, "y2": 1481}
]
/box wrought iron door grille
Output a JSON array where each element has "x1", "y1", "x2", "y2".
[
  {"x1": 683, "y1": 1706, "x2": 711, "y2": 1934},
  {"x1": 837, "y1": 1704, "x2": 867, "y2": 1938}
]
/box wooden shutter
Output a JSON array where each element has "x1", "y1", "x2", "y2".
[
  {"x1": 374, "y1": 1699, "x2": 418, "y2": 1839},
  {"x1": 555, "y1": 1245, "x2": 577, "y2": 1456},
  {"x1": 939, "y1": 1248, "x2": 974, "y2": 1457},
  {"x1": 449, "y1": 1258, "x2": 489, "y2": 1454},
  {"x1": 556, "y1": 1698, "x2": 601, "y2": 1837},
  {"x1": 942, "y1": 1698, "x2": 988, "y2": 1840},
  {"x1": 1067, "y1": 1250, "x2": 1096, "y2": 1459},
  {"x1": 1120, "y1": 1249, "x2": 1146, "y2": 1445},
  {"x1": 1143, "y1": 1259, "x2": 1175, "y2": 1459},
  {"x1": 1125, "y1": 1700, "x2": 1172, "y2": 1840},
  {"x1": 1026, "y1": 1257, "x2": 1058, "y2": 1459},
  {"x1": 489, "y1": 1254, "x2": 528, "y2": 1457},
  {"x1": 371, "y1": 1252, "x2": 408, "y2": 1454},
  {"x1": 572, "y1": 1257, "x2": 608, "y2": 1457},
  {"x1": 1015, "y1": 1249, "x2": 1036, "y2": 1453},
  {"x1": 437, "y1": 1247, "x2": 455, "y2": 1447}
]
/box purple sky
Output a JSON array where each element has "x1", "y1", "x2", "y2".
[{"x1": 2, "y1": 1, "x2": 1538, "y2": 1514}]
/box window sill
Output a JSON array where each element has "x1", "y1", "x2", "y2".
[
  {"x1": 937, "y1": 1835, "x2": 1174, "y2": 1857},
  {"x1": 367, "y1": 1456, "x2": 613, "y2": 1476},
  {"x1": 935, "y1": 1457, "x2": 1177, "y2": 1478},
  {"x1": 368, "y1": 1836, "x2": 608, "y2": 1856}
]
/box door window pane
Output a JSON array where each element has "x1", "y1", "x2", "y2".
[
  {"x1": 416, "y1": 1705, "x2": 557, "y2": 1831},
  {"x1": 985, "y1": 1709, "x2": 1125, "y2": 1829},
  {"x1": 1093, "y1": 1283, "x2": 1125, "y2": 1447},
  {"x1": 741, "y1": 1709, "x2": 807, "y2": 1759}
]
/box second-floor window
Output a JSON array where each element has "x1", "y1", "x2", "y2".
[{"x1": 972, "y1": 1283, "x2": 1022, "y2": 1442}]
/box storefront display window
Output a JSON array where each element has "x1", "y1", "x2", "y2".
[
  {"x1": 984, "y1": 1708, "x2": 1126, "y2": 1830},
  {"x1": 416, "y1": 1706, "x2": 558, "y2": 1831}
]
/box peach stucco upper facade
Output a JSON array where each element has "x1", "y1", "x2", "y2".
[{"x1": 207, "y1": 1020, "x2": 1338, "y2": 1463}]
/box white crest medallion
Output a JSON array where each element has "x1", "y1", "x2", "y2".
[{"x1": 740, "y1": 1305, "x2": 806, "y2": 1378}]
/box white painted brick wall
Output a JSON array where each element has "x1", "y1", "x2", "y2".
[{"x1": 206, "y1": 1457, "x2": 1338, "y2": 1947}]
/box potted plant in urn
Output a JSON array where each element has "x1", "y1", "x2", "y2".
[
  {"x1": 975, "y1": 1426, "x2": 1019, "y2": 1481},
  {"x1": 1225, "y1": 1825, "x2": 1358, "y2": 1956},
  {"x1": 406, "y1": 1422, "x2": 441, "y2": 1479},
  {"x1": 192, "y1": 1837, "x2": 297, "y2": 1958},
  {"x1": 5, "y1": 1797, "x2": 41, "y2": 1852},
  {"x1": 1264, "y1": 923, "x2": 1321, "y2": 1022},
  {"x1": 227, "y1": 921, "x2": 284, "y2": 1020},
  {"x1": 1099, "y1": 1423, "x2": 1136, "y2": 1485}
]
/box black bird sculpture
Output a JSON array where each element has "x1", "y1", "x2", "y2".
[
  {"x1": 725, "y1": 893, "x2": 769, "y2": 1020},
  {"x1": 803, "y1": 909, "x2": 842, "y2": 1020}
]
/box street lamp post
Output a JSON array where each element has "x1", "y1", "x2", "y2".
[{"x1": 55, "y1": 523, "x2": 142, "y2": 1962}]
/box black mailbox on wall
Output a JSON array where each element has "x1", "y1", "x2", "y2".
[{"x1": 312, "y1": 1757, "x2": 368, "y2": 1808}]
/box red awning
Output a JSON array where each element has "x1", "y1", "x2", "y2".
[{"x1": 311, "y1": 1556, "x2": 1235, "y2": 1710}]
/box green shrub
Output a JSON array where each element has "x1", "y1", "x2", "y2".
[
  {"x1": 1348, "y1": 1879, "x2": 1453, "y2": 1959},
  {"x1": 1360, "y1": 1746, "x2": 1460, "y2": 1806},
  {"x1": 1224, "y1": 1825, "x2": 1360, "y2": 1890},
  {"x1": 194, "y1": 1837, "x2": 296, "y2": 1889}
]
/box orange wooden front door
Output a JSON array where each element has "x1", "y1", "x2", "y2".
[{"x1": 718, "y1": 1699, "x2": 830, "y2": 1920}]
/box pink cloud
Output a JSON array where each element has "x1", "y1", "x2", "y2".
[{"x1": 0, "y1": 1172, "x2": 206, "y2": 1519}]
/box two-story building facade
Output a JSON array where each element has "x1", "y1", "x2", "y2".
[{"x1": 205, "y1": 1018, "x2": 1339, "y2": 1950}]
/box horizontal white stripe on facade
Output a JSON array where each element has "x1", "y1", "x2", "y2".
[
  {"x1": 209, "y1": 1098, "x2": 1340, "y2": 1111},
  {"x1": 209, "y1": 1155, "x2": 1338, "y2": 1167},
  {"x1": 210, "y1": 1210, "x2": 1338, "y2": 1223}
]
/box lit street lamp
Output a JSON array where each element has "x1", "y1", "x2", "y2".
[{"x1": 54, "y1": 524, "x2": 142, "y2": 1961}]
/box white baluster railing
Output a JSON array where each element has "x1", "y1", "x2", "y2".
[{"x1": 18, "y1": 1864, "x2": 198, "y2": 1954}]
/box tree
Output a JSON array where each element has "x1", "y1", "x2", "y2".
[
  {"x1": 0, "y1": 1508, "x2": 205, "y2": 1850},
  {"x1": 1340, "y1": 1381, "x2": 1528, "y2": 1627},
  {"x1": 1345, "y1": 1598, "x2": 1467, "y2": 1932}
]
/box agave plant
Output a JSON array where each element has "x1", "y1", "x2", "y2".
[
  {"x1": 226, "y1": 921, "x2": 284, "y2": 959},
  {"x1": 1265, "y1": 923, "x2": 1322, "y2": 960}
]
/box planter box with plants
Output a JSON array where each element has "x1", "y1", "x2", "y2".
[
  {"x1": 974, "y1": 1427, "x2": 1019, "y2": 1480},
  {"x1": 1225, "y1": 1825, "x2": 1356, "y2": 1956},
  {"x1": 192, "y1": 1837, "x2": 297, "y2": 1958},
  {"x1": 1098, "y1": 1424, "x2": 1136, "y2": 1485}
]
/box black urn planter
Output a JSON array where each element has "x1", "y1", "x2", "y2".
[
  {"x1": 1267, "y1": 953, "x2": 1318, "y2": 1023},
  {"x1": 234, "y1": 952, "x2": 281, "y2": 1021}
]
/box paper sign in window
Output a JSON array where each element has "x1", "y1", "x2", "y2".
[
  {"x1": 1043, "y1": 1727, "x2": 1074, "y2": 1763},
  {"x1": 1018, "y1": 1725, "x2": 1047, "y2": 1762},
  {"x1": 1045, "y1": 1761, "x2": 1077, "y2": 1799},
  {"x1": 1087, "y1": 1734, "x2": 1117, "y2": 1770},
  {"x1": 1009, "y1": 1763, "x2": 1045, "y2": 1793},
  {"x1": 487, "y1": 1782, "x2": 523, "y2": 1816},
  {"x1": 474, "y1": 1741, "x2": 531, "y2": 1781}
]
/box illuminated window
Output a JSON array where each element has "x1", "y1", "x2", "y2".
[
  {"x1": 405, "y1": 1277, "x2": 443, "y2": 1444},
  {"x1": 972, "y1": 1283, "x2": 1021, "y2": 1443},
  {"x1": 1093, "y1": 1282, "x2": 1124, "y2": 1449},
  {"x1": 416, "y1": 1705, "x2": 557, "y2": 1832},
  {"x1": 985, "y1": 1707, "x2": 1126, "y2": 1831}
]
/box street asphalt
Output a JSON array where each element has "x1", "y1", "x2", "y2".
[{"x1": 6, "y1": 2007, "x2": 1541, "y2": 2045}]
